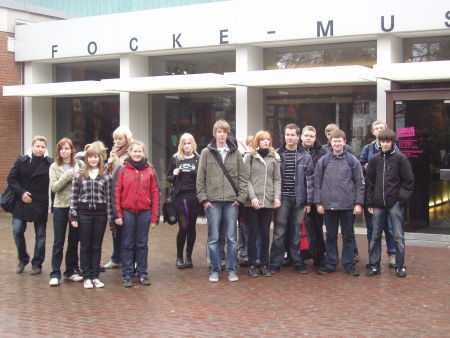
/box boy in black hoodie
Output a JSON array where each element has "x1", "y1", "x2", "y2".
[{"x1": 365, "y1": 129, "x2": 414, "y2": 278}]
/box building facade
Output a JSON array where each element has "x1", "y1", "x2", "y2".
[{"x1": 2, "y1": 0, "x2": 450, "y2": 232}]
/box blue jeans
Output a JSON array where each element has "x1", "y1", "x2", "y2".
[
  {"x1": 51, "y1": 208, "x2": 80, "y2": 279},
  {"x1": 78, "y1": 214, "x2": 107, "y2": 279},
  {"x1": 270, "y1": 196, "x2": 305, "y2": 268},
  {"x1": 205, "y1": 202, "x2": 239, "y2": 274},
  {"x1": 369, "y1": 203, "x2": 405, "y2": 270},
  {"x1": 12, "y1": 218, "x2": 46, "y2": 268},
  {"x1": 323, "y1": 210, "x2": 356, "y2": 270},
  {"x1": 121, "y1": 209, "x2": 151, "y2": 279},
  {"x1": 110, "y1": 227, "x2": 122, "y2": 264},
  {"x1": 364, "y1": 208, "x2": 396, "y2": 255}
]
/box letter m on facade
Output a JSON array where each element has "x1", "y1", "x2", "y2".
[{"x1": 317, "y1": 20, "x2": 334, "y2": 37}]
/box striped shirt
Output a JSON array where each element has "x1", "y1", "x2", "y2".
[
  {"x1": 70, "y1": 173, "x2": 113, "y2": 222},
  {"x1": 281, "y1": 150, "x2": 296, "y2": 197}
]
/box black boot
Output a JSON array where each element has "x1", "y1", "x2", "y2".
[
  {"x1": 176, "y1": 258, "x2": 185, "y2": 269},
  {"x1": 184, "y1": 256, "x2": 193, "y2": 268}
]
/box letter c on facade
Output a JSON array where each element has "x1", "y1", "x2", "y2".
[
  {"x1": 130, "y1": 37, "x2": 138, "y2": 51},
  {"x1": 87, "y1": 41, "x2": 97, "y2": 55}
]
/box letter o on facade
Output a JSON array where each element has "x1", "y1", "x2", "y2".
[{"x1": 87, "y1": 41, "x2": 97, "y2": 55}]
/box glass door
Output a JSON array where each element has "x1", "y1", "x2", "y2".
[{"x1": 395, "y1": 99, "x2": 450, "y2": 233}]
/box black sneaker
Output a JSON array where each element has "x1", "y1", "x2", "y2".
[
  {"x1": 248, "y1": 265, "x2": 258, "y2": 278},
  {"x1": 139, "y1": 277, "x2": 151, "y2": 285},
  {"x1": 176, "y1": 258, "x2": 185, "y2": 269},
  {"x1": 239, "y1": 260, "x2": 250, "y2": 267},
  {"x1": 122, "y1": 279, "x2": 133, "y2": 288},
  {"x1": 317, "y1": 266, "x2": 335, "y2": 275},
  {"x1": 294, "y1": 265, "x2": 308, "y2": 274},
  {"x1": 366, "y1": 266, "x2": 380, "y2": 277},
  {"x1": 184, "y1": 256, "x2": 193, "y2": 268},
  {"x1": 396, "y1": 266, "x2": 407, "y2": 278},
  {"x1": 260, "y1": 265, "x2": 272, "y2": 277},
  {"x1": 270, "y1": 265, "x2": 281, "y2": 274},
  {"x1": 344, "y1": 267, "x2": 360, "y2": 276}
]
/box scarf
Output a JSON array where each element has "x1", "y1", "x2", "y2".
[
  {"x1": 126, "y1": 157, "x2": 148, "y2": 170},
  {"x1": 115, "y1": 145, "x2": 129, "y2": 159},
  {"x1": 257, "y1": 148, "x2": 270, "y2": 158}
]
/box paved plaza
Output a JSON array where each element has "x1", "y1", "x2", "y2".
[{"x1": 0, "y1": 211, "x2": 449, "y2": 337}]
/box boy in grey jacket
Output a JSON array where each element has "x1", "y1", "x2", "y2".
[
  {"x1": 314, "y1": 130, "x2": 365, "y2": 276},
  {"x1": 197, "y1": 120, "x2": 247, "y2": 282}
]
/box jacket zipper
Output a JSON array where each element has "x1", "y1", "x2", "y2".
[{"x1": 382, "y1": 153, "x2": 386, "y2": 207}]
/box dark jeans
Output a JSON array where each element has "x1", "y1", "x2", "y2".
[
  {"x1": 270, "y1": 196, "x2": 305, "y2": 268},
  {"x1": 238, "y1": 209, "x2": 261, "y2": 262},
  {"x1": 110, "y1": 227, "x2": 122, "y2": 264},
  {"x1": 78, "y1": 214, "x2": 107, "y2": 280},
  {"x1": 369, "y1": 203, "x2": 405, "y2": 270},
  {"x1": 12, "y1": 218, "x2": 46, "y2": 268},
  {"x1": 364, "y1": 208, "x2": 396, "y2": 255},
  {"x1": 121, "y1": 209, "x2": 151, "y2": 279},
  {"x1": 246, "y1": 207, "x2": 273, "y2": 266},
  {"x1": 323, "y1": 210, "x2": 356, "y2": 270},
  {"x1": 51, "y1": 208, "x2": 80, "y2": 279}
]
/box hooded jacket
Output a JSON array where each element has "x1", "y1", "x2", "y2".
[
  {"x1": 7, "y1": 154, "x2": 53, "y2": 222},
  {"x1": 299, "y1": 139, "x2": 327, "y2": 167},
  {"x1": 196, "y1": 138, "x2": 247, "y2": 204},
  {"x1": 244, "y1": 151, "x2": 281, "y2": 208},
  {"x1": 314, "y1": 150, "x2": 365, "y2": 210},
  {"x1": 277, "y1": 144, "x2": 315, "y2": 207},
  {"x1": 113, "y1": 160, "x2": 159, "y2": 224},
  {"x1": 365, "y1": 148, "x2": 414, "y2": 208}
]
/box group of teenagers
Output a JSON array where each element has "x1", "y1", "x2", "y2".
[{"x1": 6, "y1": 118, "x2": 414, "y2": 288}]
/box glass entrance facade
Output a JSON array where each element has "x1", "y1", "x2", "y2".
[{"x1": 395, "y1": 99, "x2": 450, "y2": 232}]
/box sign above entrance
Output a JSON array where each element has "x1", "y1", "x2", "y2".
[{"x1": 14, "y1": 0, "x2": 450, "y2": 62}]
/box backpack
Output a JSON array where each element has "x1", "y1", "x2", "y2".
[{"x1": 321, "y1": 151, "x2": 355, "y2": 180}]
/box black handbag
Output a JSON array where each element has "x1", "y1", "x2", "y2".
[
  {"x1": 163, "y1": 159, "x2": 179, "y2": 225},
  {"x1": 0, "y1": 186, "x2": 17, "y2": 213},
  {"x1": 162, "y1": 199, "x2": 178, "y2": 225}
]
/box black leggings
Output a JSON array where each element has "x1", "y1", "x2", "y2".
[{"x1": 175, "y1": 194, "x2": 199, "y2": 258}]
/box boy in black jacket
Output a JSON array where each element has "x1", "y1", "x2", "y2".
[{"x1": 365, "y1": 129, "x2": 414, "y2": 278}]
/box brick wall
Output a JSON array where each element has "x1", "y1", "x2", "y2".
[{"x1": 0, "y1": 32, "x2": 22, "y2": 191}]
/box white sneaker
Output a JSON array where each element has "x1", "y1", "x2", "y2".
[
  {"x1": 103, "y1": 261, "x2": 121, "y2": 269},
  {"x1": 68, "y1": 274, "x2": 83, "y2": 282},
  {"x1": 209, "y1": 273, "x2": 219, "y2": 282},
  {"x1": 49, "y1": 278, "x2": 59, "y2": 286},
  {"x1": 228, "y1": 272, "x2": 239, "y2": 282},
  {"x1": 92, "y1": 278, "x2": 104, "y2": 288},
  {"x1": 83, "y1": 279, "x2": 93, "y2": 289}
]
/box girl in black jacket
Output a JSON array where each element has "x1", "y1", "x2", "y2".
[{"x1": 167, "y1": 133, "x2": 201, "y2": 269}]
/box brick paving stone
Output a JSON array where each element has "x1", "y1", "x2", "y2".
[{"x1": 0, "y1": 211, "x2": 449, "y2": 337}]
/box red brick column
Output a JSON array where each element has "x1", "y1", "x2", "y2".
[{"x1": 0, "y1": 32, "x2": 22, "y2": 191}]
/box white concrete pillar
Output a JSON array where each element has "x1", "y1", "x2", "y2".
[
  {"x1": 120, "y1": 54, "x2": 149, "y2": 146},
  {"x1": 23, "y1": 62, "x2": 53, "y2": 155},
  {"x1": 376, "y1": 36, "x2": 403, "y2": 123},
  {"x1": 235, "y1": 46, "x2": 264, "y2": 143}
]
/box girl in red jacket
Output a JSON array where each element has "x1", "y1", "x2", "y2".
[{"x1": 113, "y1": 140, "x2": 159, "y2": 287}]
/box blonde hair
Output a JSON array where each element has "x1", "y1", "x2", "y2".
[
  {"x1": 174, "y1": 133, "x2": 199, "y2": 160},
  {"x1": 81, "y1": 141, "x2": 108, "y2": 178},
  {"x1": 112, "y1": 126, "x2": 133, "y2": 146},
  {"x1": 372, "y1": 120, "x2": 387, "y2": 130},
  {"x1": 251, "y1": 130, "x2": 275, "y2": 156},
  {"x1": 325, "y1": 123, "x2": 338, "y2": 134},
  {"x1": 212, "y1": 120, "x2": 231, "y2": 137},
  {"x1": 32, "y1": 135, "x2": 48, "y2": 146},
  {"x1": 302, "y1": 126, "x2": 317, "y2": 135},
  {"x1": 129, "y1": 140, "x2": 148, "y2": 157}
]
